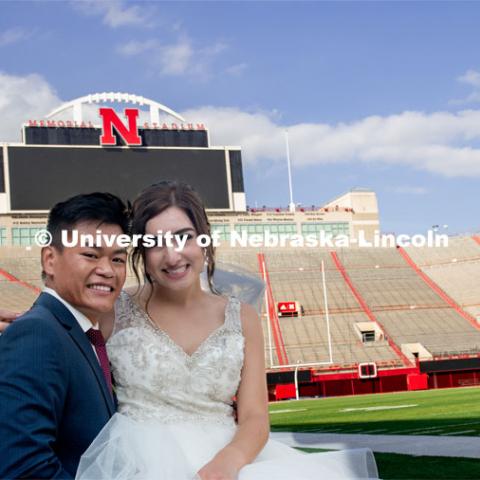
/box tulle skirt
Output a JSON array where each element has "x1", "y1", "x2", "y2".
[{"x1": 76, "y1": 414, "x2": 378, "y2": 479}]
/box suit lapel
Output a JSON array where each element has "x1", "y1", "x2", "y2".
[
  {"x1": 67, "y1": 326, "x2": 116, "y2": 415},
  {"x1": 35, "y1": 293, "x2": 116, "y2": 416}
]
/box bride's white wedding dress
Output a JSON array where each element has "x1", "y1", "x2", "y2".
[{"x1": 76, "y1": 292, "x2": 378, "y2": 479}]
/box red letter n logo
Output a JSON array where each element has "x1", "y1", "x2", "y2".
[{"x1": 99, "y1": 108, "x2": 142, "y2": 146}]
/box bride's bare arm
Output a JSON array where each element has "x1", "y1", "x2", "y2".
[{"x1": 197, "y1": 303, "x2": 270, "y2": 480}]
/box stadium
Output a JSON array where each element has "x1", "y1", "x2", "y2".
[{"x1": 1, "y1": 93, "x2": 479, "y2": 478}]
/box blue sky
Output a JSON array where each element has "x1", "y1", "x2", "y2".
[{"x1": 1, "y1": 1, "x2": 479, "y2": 234}]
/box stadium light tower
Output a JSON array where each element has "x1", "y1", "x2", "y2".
[{"x1": 285, "y1": 130, "x2": 296, "y2": 212}]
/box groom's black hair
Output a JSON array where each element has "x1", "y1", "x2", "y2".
[{"x1": 46, "y1": 192, "x2": 130, "y2": 250}]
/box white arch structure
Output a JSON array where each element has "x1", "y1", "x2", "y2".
[{"x1": 46, "y1": 92, "x2": 186, "y2": 124}]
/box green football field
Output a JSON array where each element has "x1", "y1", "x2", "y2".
[
  {"x1": 268, "y1": 387, "x2": 480, "y2": 479},
  {"x1": 269, "y1": 386, "x2": 480, "y2": 436}
]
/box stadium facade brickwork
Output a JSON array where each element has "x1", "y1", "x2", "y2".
[{"x1": 0, "y1": 188, "x2": 379, "y2": 247}]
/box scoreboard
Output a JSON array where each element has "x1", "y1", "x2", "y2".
[
  {"x1": 5, "y1": 145, "x2": 241, "y2": 211},
  {"x1": 0, "y1": 119, "x2": 245, "y2": 213}
]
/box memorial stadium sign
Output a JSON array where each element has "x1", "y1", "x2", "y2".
[
  {"x1": 27, "y1": 116, "x2": 206, "y2": 132},
  {"x1": 24, "y1": 92, "x2": 206, "y2": 147},
  {"x1": 9, "y1": 91, "x2": 242, "y2": 213}
]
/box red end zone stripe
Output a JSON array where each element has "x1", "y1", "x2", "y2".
[
  {"x1": 330, "y1": 251, "x2": 412, "y2": 367},
  {"x1": 257, "y1": 254, "x2": 283, "y2": 364},
  {"x1": 397, "y1": 247, "x2": 480, "y2": 331},
  {"x1": 0, "y1": 268, "x2": 41, "y2": 293},
  {"x1": 257, "y1": 254, "x2": 289, "y2": 366}
]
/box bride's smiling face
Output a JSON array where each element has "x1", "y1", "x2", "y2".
[{"x1": 144, "y1": 206, "x2": 205, "y2": 290}]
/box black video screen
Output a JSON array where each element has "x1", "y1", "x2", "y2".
[
  {"x1": 8, "y1": 146, "x2": 230, "y2": 210},
  {"x1": 0, "y1": 147, "x2": 4, "y2": 193}
]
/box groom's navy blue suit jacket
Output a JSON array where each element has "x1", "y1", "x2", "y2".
[{"x1": 0, "y1": 293, "x2": 116, "y2": 479}]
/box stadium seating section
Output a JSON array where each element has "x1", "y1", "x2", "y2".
[{"x1": 1, "y1": 237, "x2": 479, "y2": 369}]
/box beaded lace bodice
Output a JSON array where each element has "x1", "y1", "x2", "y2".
[{"x1": 108, "y1": 291, "x2": 244, "y2": 426}]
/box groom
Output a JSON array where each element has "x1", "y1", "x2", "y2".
[{"x1": 0, "y1": 192, "x2": 129, "y2": 479}]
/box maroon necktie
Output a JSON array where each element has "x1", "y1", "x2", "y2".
[{"x1": 86, "y1": 328, "x2": 113, "y2": 396}]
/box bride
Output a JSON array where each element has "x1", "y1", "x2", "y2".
[{"x1": 76, "y1": 181, "x2": 378, "y2": 480}]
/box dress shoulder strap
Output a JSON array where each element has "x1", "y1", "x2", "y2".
[
  {"x1": 224, "y1": 296, "x2": 242, "y2": 333},
  {"x1": 113, "y1": 290, "x2": 137, "y2": 334}
]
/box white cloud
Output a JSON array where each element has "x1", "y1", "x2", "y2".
[
  {"x1": 0, "y1": 27, "x2": 30, "y2": 47},
  {"x1": 117, "y1": 39, "x2": 157, "y2": 56},
  {"x1": 387, "y1": 186, "x2": 429, "y2": 195},
  {"x1": 72, "y1": 0, "x2": 152, "y2": 28},
  {"x1": 118, "y1": 36, "x2": 225, "y2": 78},
  {"x1": 2, "y1": 72, "x2": 479, "y2": 180},
  {"x1": 451, "y1": 69, "x2": 480, "y2": 104},
  {"x1": 199, "y1": 42, "x2": 228, "y2": 57},
  {"x1": 181, "y1": 106, "x2": 480, "y2": 177},
  {"x1": 459, "y1": 70, "x2": 480, "y2": 88},
  {"x1": 0, "y1": 72, "x2": 62, "y2": 142},
  {"x1": 158, "y1": 39, "x2": 193, "y2": 76},
  {"x1": 225, "y1": 63, "x2": 248, "y2": 76}
]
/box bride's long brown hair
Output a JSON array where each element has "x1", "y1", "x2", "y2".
[{"x1": 130, "y1": 181, "x2": 217, "y2": 294}]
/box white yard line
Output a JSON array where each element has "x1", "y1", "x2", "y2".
[
  {"x1": 389, "y1": 420, "x2": 480, "y2": 435},
  {"x1": 340, "y1": 404, "x2": 417, "y2": 412},
  {"x1": 298, "y1": 428, "x2": 349, "y2": 434},
  {"x1": 400, "y1": 429, "x2": 446, "y2": 435},
  {"x1": 389, "y1": 427, "x2": 446, "y2": 434},
  {"x1": 269, "y1": 408, "x2": 308, "y2": 414},
  {"x1": 302, "y1": 428, "x2": 389, "y2": 434},
  {"x1": 443, "y1": 430, "x2": 477, "y2": 436},
  {"x1": 296, "y1": 429, "x2": 325, "y2": 433},
  {"x1": 402, "y1": 427, "x2": 445, "y2": 433}
]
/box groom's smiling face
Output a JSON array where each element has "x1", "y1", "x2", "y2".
[{"x1": 42, "y1": 221, "x2": 127, "y2": 323}]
